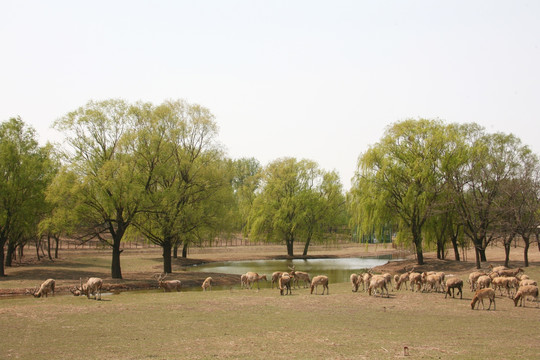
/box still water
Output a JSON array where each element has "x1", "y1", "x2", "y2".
[{"x1": 184, "y1": 255, "x2": 399, "y2": 286}]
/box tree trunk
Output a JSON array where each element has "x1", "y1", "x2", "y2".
[
  {"x1": 451, "y1": 236, "x2": 460, "y2": 261},
  {"x1": 182, "y1": 241, "x2": 188, "y2": 258},
  {"x1": 415, "y1": 246, "x2": 424, "y2": 265},
  {"x1": 437, "y1": 240, "x2": 445, "y2": 260},
  {"x1": 5, "y1": 241, "x2": 16, "y2": 267},
  {"x1": 523, "y1": 236, "x2": 530, "y2": 267},
  {"x1": 110, "y1": 219, "x2": 127, "y2": 279},
  {"x1": 111, "y1": 243, "x2": 123, "y2": 279},
  {"x1": 162, "y1": 240, "x2": 172, "y2": 274},
  {"x1": 54, "y1": 235, "x2": 60, "y2": 259},
  {"x1": 110, "y1": 230, "x2": 124, "y2": 279},
  {"x1": 302, "y1": 236, "x2": 311, "y2": 256},
  {"x1": 173, "y1": 244, "x2": 178, "y2": 259},
  {"x1": 17, "y1": 244, "x2": 24, "y2": 261},
  {"x1": 412, "y1": 225, "x2": 424, "y2": 265},
  {"x1": 479, "y1": 247, "x2": 487, "y2": 262},
  {"x1": 47, "y1": 234, "x2": 53, "y2": 261},
  {"x1": 504, "y1": 242, "x2": 511, "y2": 268},
  {"x1": 0, "y1": 240, "x2": 5, "y2": 276},
  {"x1": 286, "y1": 236, "x2": 294, "y2": 257}
]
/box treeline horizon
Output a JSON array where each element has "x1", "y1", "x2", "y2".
[{"x1": 1, "y1": 99, "x2": 539, "y2": 277}]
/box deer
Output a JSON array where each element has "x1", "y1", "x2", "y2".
[
  {"x1": 72, "y1": 277, "x2": 103, "y2": 300},
  {"x1": 271, "y1": 272, "x2": 285, "y2": 289},
  {"x1": 289, "y1": 265, "x2": 311, "y2": 289},
  {"x1": 29, "y1": 279, "x2": 56, "y2": 298},
  {"x1": 279, "y1": 272, "x2": 292, "y2": 295},
  {"x1": 155, "y1": 273, "x2": 182, "y2": 292},
  {"x1": 245, "y1": 272, "x2": 267, "y2": 290},
  {"x1": 310, "y1": 275, "x2": 329, "y2": 295},
  {"x1": 202, "y1": 277, "x2": 213, "y2": 291}
]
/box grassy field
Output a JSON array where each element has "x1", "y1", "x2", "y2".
[
  {"x1": 1, "y1": 279, "x2": 540, "y2": 359},
  {"x1": 1, "y1": 244, "x2": 539, "y2": 359}
]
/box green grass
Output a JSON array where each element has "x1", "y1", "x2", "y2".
[{"x1": 1, "y1": 281, "x2": 539, "y2": 359}]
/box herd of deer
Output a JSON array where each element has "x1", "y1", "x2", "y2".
[
  {"x1": 27, "y1": 277, "x2": 103, "y2": 300},
  {"x1": 27, "y1": 264, "x2": 330, "y2": 300},
  {"x1": 27, "y1": 264, "x2": 538, "y2": 309},
  {"x1": 241, "y1": 265, "x2": 329, "y2": 296}
]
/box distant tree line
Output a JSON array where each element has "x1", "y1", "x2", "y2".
[
  {"x1": 1, "y1": 102, "x2": 539, "y2": 277},
  {"x1": 348, "y1": 119, "x2": 540, "y2": 269}
]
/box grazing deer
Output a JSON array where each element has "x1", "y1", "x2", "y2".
[
  {"x1": 202, "y1": 277, "x2": 213, "y2": 291},
  {"x1": 155, "y1": 273, "x2": 182, "y2": 292},
  {"x1": 72, "y1": 277, "x2": 103, "y2": 300},
  {"x1": 279, "y1": 273, "x2": 292, "y2": 295},
  {"x1": 271, "y1": 272, "x2": 285, "y2": 289},
  {"x1": 30, "y1": 279, "x2": 56, "y2": 298},
  {"x1": 311, "y1": 275, "x2": 329, "y2": 295}
]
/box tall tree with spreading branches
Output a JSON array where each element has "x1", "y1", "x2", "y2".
[{"x1": 349, "y1": 119, "x2": 449, "y2": 265}]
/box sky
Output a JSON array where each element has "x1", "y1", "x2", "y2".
[{"x1": 1, "y1": 1, "x2": 539, "y2": 189}]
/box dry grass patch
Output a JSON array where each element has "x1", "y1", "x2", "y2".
[
  {"x1": 2, "y1": 243, "x2": 540, "y2": 359},
  {"x1": 2, "y1": 281, "x2": 540, "y2": 359}
]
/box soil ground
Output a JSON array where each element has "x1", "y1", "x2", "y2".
[{"x1": 1, "y1": 241, "x2": 539, "y2": 296}]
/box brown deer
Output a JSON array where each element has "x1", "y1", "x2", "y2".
[
  {"x1": 72, "y1": 277, "x2": 103, "y2": 300},
  {"x1": 30, "y1": 279, "x2": 56, "y2": 298},
  {"x1": 279, "y1": 273, "x2": 292, "y2": 295},
  {"x1": 155, "y1": 273, "x2": 182, "y2": 292},
  {"x1": 288, "y1": 265, "x2": 311, "y2": 289},
  {"x1": 311, "y1": 275, "x2": 329, "y2": 295}
]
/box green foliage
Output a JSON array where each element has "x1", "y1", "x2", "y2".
[
  {"x1": 53, "y1": 99, "x2": 142, "y2": 278},
  {"x1": 248, "y1": 158, "x2": 345, "y2": 255},
  {"x1": 0, "y1": 118, "x2": 53, "y2": 274},
  {"x1": 349, "y1": 119, "x2": 450, "y2": 264},
  {"x1": 228, "y1": 157, "x2": 262, "y2": 235},
  {"x1": 445, "y1": 123, "x2": 540, "y2": 267},
  {"x1": 128, "y1": 99, "x2": 231, "y2": 271}
]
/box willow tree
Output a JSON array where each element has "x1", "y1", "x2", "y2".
[
  {"x1": 229, "y1": 157, "x2": 262, "y2": 236},
  {"x1": 53, "y1": 99, "x2": 146, "y2": 279},
  {"x1": 129, "y1": 100, "x2": 229, "y2": 273},
  {"x1": 299, "y1": 170, "x2": 346, "y2": 256},
  {"x1": 248, "y1": 158, "x2": 344, "y2": 256},
  {"x1": 0, "y1": 118, "x2": 52, "y2": 275},
  {"x1": 349, "y1": 119, "x2": 449, "y2": 265}
]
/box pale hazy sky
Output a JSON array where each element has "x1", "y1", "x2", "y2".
[{"x1": 1, "y1": 1, "x2": 539, "y2": 189}]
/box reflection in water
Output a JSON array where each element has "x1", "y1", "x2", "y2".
[{"x1": 184, "y1": 256, "x2": 400, "y2": 286}]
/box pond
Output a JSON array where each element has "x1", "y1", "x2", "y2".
[{"x1": 184, "y1": 255, "x2": 402, "y2": 287}]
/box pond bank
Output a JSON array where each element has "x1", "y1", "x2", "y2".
[{"x1": 0, "y1": 243, "x2": 410, "y2": 297}]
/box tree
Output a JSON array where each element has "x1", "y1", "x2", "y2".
[
  {"x1": 299, "y1": 170, "x2": 346, "y2": 256},
  {"x1": 130, "y1": 100, "x2": 228, "y2": 273},
  {"x1": 349, "y1": 119, "x2": 449, "y2": 265},
  {"x1": 229, "y1": 157, "x2": 262, "y2": 236},
  {"x1": 0, "y1": 118, "x2": 52, "y2": 276},
  {"x1": 445, "y1": 124, "x2": 529, "y2": 269},
  {"x1": 501, "y1": 149, "x2": 540, "y2": 267},
  {"x1": 40, "y1": 167, "x2": 83, "y2": 259},
  {"x1": 53, "y1": 99, "x2": 145, "y2": 279},
  {"x1": 248, "y1": 158, "x2": 344, "y2": 256}
]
